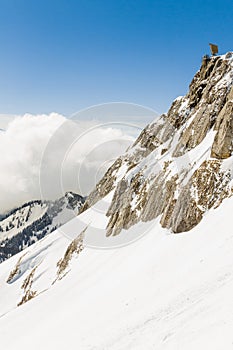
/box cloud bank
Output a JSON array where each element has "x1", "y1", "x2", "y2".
[{"x1": 0, "y1": 113, "x2": 136, "y2": 213}]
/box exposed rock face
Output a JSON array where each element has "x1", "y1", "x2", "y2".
[
  {"x1": 173, "y1": 55, "x2": 233, "y2": 157},
  {"x1": 81, "y1": 52, "x2": 233, "y2": 235},
  {"x1": 211, "y1": 86, "x2": 233, "y2": 158},
  {"x1": 167, "y1": 160, "x2": 231, "y2": 233}
]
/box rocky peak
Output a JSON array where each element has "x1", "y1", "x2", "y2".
[{"x1": 81, "y1": 52, "x2": 233, "y2": 235}]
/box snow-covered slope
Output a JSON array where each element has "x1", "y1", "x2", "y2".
[
  {"x1": 1, "y1": 53, "x2": 233, "y2": 349},
  {"x1": 0, "y1": 192, "x2": 84, "y2": 263},
  {"x1": 0, "y1": 198, "x2": 233, "y2": 349}
]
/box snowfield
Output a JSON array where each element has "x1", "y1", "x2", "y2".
[{"x1": 0, "y1": 195, "x2": 233, "y2": 349}]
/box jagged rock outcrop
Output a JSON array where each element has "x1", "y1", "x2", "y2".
[
  {"x1": 173, "y1": 54, "x2": 233, "y2": 157},
  {"x1": 211, "y1": 85, "x2": 233, "y2": 158},
  {"x1": 81, "y1": 52, "x2": 233, "y2": 235},
  {"x1": 165, "y1": 160, "x2": 231, "y2": 232}
]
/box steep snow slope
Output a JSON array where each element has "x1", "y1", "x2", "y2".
[{"x1": 0, "y1": 197, "x2": 233, "y2": 349}]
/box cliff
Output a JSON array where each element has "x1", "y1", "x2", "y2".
[{"x1": 82, "y1": 52, "x2": 233, "y2": 234}]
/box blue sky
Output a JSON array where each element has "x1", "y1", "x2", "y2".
[{"x1": 0, "y1": 0, "x2": 232, "y2": 116}]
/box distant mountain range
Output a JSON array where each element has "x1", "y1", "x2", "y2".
[{"x1": 0, "y1": 192, "x2": 84, "y2": 263}]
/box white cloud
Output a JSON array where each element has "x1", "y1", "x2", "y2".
[
  {"x1": 0, "y1": 113, "x2": 136, "y2": 213},
  {"x1": 0, "y1": 114, "x2": 17, "y2": 130}
]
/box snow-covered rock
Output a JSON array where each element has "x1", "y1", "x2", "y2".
[{"x1": 82, "y1": 52, "x2": 233, "y2": 234}]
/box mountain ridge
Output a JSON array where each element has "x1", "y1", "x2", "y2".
[
  {"x1": 0, "y1": 192, "x2": 84, "y2": 263},
  {"x1": 81, "y1": 52, "x2": 233, "y2": 234}
]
